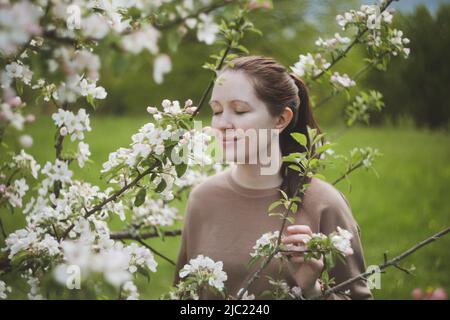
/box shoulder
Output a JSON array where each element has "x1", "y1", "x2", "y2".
[
  {"x1": 304, "y1": 177, "x2": 357, "y2": 232},
  {"x1": 187, "y1": 168, "x2": 231, "y2": 205},
  {"x1": 305, "y1": 177, "x2": 351, "y2": 211}
]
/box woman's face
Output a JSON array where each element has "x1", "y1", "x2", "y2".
[{"x1": 209, "y1": 70, "x2": 289, "y2": 165}]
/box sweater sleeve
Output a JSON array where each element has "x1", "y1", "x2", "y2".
[{"x1": 319, "y1": 189, "x2": 374, "y2": 300}]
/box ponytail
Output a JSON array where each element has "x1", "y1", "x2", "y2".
[{"x1": 279, "y1": 73, "x2": 324, "y2": 198}]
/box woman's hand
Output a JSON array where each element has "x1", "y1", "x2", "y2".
[{"x1": 281, "y1": 225, "x2": 324, "y2": 296}]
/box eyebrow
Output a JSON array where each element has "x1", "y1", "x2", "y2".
[{"x1": 209, "y1": 99, "x2": 251, "y2": 107}]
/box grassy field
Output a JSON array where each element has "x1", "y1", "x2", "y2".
[{"x1": 2, "y1": 115, "x2": 450, "y2": 299}]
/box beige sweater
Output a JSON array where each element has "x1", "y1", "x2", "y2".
[{"x1": 173, "y1": 167, "x2": 373, "y2": 300}]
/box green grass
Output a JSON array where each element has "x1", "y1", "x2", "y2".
[{"x1": 2, "y1": 115, "x2": 450, "y2": 299}]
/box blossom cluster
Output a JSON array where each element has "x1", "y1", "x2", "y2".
[
  {"x1": 305, "y1": 226, "x2": 354, "y2": 258},
  {"x1": 54, "y1": 224, "x2": 157, "y2": 289},
  {"x1": 169, "y1": 254, "x2": 228, "y2": 299},
  {"x1": 0, "y1": 280, "x2": 12, "y2": 300},
  {"x1": 330, "y1": 72, "x2": 356, "y2": 90},
  {"x1": 336, "y1": 4, "x2": 410, "y2": 59},
  {"x1": 101, "y1": 99, "x2": 213, "y2": 201},
  {"x1": 0, "y1": 1, "x2": 43, "y2": 56},
  {"x1": 290, "y1": 53, "x2": 330, "y2": 79},
  {"x1": 250, "y1": 231, "x2": 283, "y2": 259}
]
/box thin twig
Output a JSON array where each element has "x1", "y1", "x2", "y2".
[
  {"x1": 136, "y1": 238, "x2": 176, "y2": 266},
  {"x1": 191, "y1": 43, "x2": 233, "y2": 117},
  {"x1": 311, "y1": 0, "x2": 396, "y2": 81},
  {"x1": 110, "y1": 229, "x2": 182, "y2": 240},
  {"x1": 60, "y1": 164, "x2": 157, "y2": 240},
  {"x1": 310, "y1": 226, "x2": 450, "y2": 300}
]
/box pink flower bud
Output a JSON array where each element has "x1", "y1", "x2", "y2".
[
  {"x1": 27, "y1": 24, "x2": 42, "y2": 35},
  {"x1": 19, "y1": 134, "x2": 33, "y2": 148},
  {"x1": 147, "y1": 106, "x2": 158, "y2": 114},
  {"x1": 185, "y1": 106, "x2": 197, "y2": 114},
  {"x1": 8, "y1": 96, "x2": 22, "y2": 107},
  {"x1": 247, "y1": 0, "x2": 271, "y2": 10},
  {"x1": 60, "y1": 126, "x2": 68, "y2": 136},
  {"x1": 430, "y1": 288, "x2": 447, "y2": 300},
  {"x1": 0, "y1": 184, "x2": 6, "y2": 194},
  {"x1": 412, "y1": 288, "x2": 423, "y2": 300},
  {"x1": 25, "y1": 114, "x2": 35, "y2": 123}
]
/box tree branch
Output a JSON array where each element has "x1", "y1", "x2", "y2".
[
  {"x1": 110, "y1": 229, "x2": 181, "y2": 240},
  {"x1": 311, "y1": 0, "x2": 396, "y2": 81},
  {"x1": 310, "y1": 226, "x2": 450, "y2": 300},
  {"x1": 60, "y1": 164, "x2": 157, "y2": 240}
]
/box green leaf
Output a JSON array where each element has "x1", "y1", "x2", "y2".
[
  {"x1": 134, "y1": 188, "x2": 146, "y2": 207},
  {"x1": 15, "y1": 80, "x2": 23, "y2": 96},
  {"x1": 291, "y1": 132, "x2": 307, "y2": 147},
  {"x1": 155, "y1": 179, "x2": 167, "y2": 193},
  {"x1": 268, "y1": 200, "x2": 282, "y2": 212},
  {"x1": 87, "y1": 94, "x2": 96, "y2": 110},
  {"x1": 175, "y1": 163, "x2": 187, "y2": 178},
  {"x1": 286, "y1": 216, "x2": 295, "y2": 224},
  {"x1": 316, "y1": 143, "x2": 334, "y2": 155},
  {"x1": 288, "y1": 164, "x2": 301, "y2": 172},
  {"x1": 290, "y1": 203, "x2": 298, "y2": 213}
]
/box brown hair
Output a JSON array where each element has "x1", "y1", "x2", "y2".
[{"x1": 219, "y1": 55, "x2": 324, "y2": 198}]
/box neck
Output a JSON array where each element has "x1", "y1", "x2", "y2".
[{"x1": 231, "y1": 152, "x2": 283, "y2": 190}]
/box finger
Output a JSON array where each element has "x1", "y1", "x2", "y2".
[
  {"x1": 282, "y1": 234, "x2": 311, "y2": 245},
  {"x1": 289, "y1": 255, "x2": 305, "y2": 264},
  {"x1": 286, "y1": 225, "x2": 313, "y2": 236}
]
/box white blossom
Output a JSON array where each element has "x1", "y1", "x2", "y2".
[
  {"x1": 179, "y1": 254, "x2": 228, "y2": 291},
  {"x1": 18, "y1": 134, "x2": 33, "y2": 148},
  {"x1": 76, "y1": 142, "x2": 91, "y2": 168},
  {"x1": 121, "y1": 25, "x2": 160, "y2": 54},
  {"x1": 4, "y1": 178, "x2": 29, "y2": 208},
  {"x1": 290, "y1": 53, "x2": 330, "y2": 78},
  {"x1": 41, "y1": 159, "x2": 73, "y2": 186},
  {"x1": 122, "y1": 281, "x2": 139, "y2": 300},
  {"x1": 23, "y1": 271, "x2": 44, "y2": 300},
  {"x1": 153, "y1": 54, "x2": 172, "y2": 84},
  {"x1": 125, "y1": 242, "x2": 158, "y2": 274},
  {"x1": 196, "y1": 13, "x2": 219, "y2": 45},
  {"x1": 0, "y1": 1, "x2": 43, "y2": 56},
  {"x1": 0, "y1": 280, "x2": 12, "y2": 299},
  {"x1": 13, "y1": 150, "x2": 41, "y2": 179},
  {"x1": 4, "y1": 228, "x2": 60, "y2": 259},
  {"x1": 0, "y1": 102, "x2": 25, "y2": 130},
  {"x1": 315, "y1": 33, "x2": 350, "y2": 49},
  {"x1": 250, "y1": 231, "x2": 282, "y2": 259},
  {"x1": 330, "y1": 226, "x2": 354, "y2": 256},
  {"x1": 51, "y1": 108, "x2": 91, "y2": 142},
  {"x1": 78, "y1": 78, "x2": 107, "y2": 99},
  {"x1": 5, "y1": 61, "x2": 33, "y2": 85},
  {"x1": 330, "y1": 72, "x2": 356, "y2": 89}
]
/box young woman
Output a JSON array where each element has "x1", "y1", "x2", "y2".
[{"x1": 173, "y1": 55, "x2": 373, "y2": 300}]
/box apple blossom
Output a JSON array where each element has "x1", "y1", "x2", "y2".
[{"x1": 0, "y1": 280, "x2": 12, "y2": 300}]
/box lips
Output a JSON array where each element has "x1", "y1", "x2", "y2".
[{"x1": 222, "y1": 137, "x2": 238, "y2": 142}]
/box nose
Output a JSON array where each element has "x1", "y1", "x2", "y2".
[{"x1": 212, "y1": 112, "x2": 234, "y2": 136}]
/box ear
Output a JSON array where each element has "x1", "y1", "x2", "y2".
[{"x1": 275, "y1": 106, "x2": 294, "y2": 132}]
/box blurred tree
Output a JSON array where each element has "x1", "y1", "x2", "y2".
[
  {"x1": 365, "y1": 4, "x2": 450, "y2": 129},
  {"x1": 95, "y1": 0, "x2": 363, "y2": 122}
]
